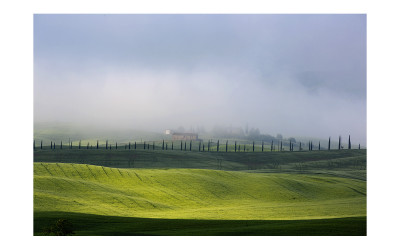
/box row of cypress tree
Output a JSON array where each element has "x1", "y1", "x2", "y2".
[{"x1": 34, "y1": 135, "x2": 361, "y2": 151}]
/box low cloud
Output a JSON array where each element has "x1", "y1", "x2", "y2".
[{"x1": 34, "y1": 14, "x2": 366, "y2": 145}]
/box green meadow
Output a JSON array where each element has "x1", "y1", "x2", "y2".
[
  {"x1": 34, "y1": 212, "x2": 366, "y2": 236},
  {"x1": 34, "y1": 149, "x2": 366, "y2": 178},
  {"x1": 33, "y1": 149, "x2": 366, "y2": 235}
]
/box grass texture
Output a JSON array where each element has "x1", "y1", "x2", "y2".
[
  {"x1": 34, "y1": 211, "x2": 366, "y2": 236},
  {"x1": 34, "y1": 162, "x2": 365, "y2": 235},
  {"x1": 34, "y1": 149, "x2": 366, "y2": 180}
]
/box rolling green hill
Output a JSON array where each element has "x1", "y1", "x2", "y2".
[
  {"x1": 34, "y1": 149, "x2": 366, "y2": 180},
  {"x1": 34, "y1": 162, "x2": 366, "y2": 235}
]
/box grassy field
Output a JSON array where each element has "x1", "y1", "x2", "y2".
[
  {"x1": 34, "y1": 149, "x2": 366, "y2": 180},
  {"x1": 34, "y1": 211, "x2": 366, "y2": 236},
  {"x1": 34, "y1": 161, "x2": 366, "y2": 235}
]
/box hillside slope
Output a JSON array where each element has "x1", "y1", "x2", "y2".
[
  {"x1": 34, "y1": 163, "x2": 366, "y2": 220},
  {"x1": 34, "y1": 149, "x2": 366, "y2": 179}
]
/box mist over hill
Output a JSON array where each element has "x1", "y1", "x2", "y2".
[{"x1": 34, "y1": 14, "x2": 366, "y2": 146}]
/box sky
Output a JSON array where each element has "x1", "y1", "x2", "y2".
[{"x1": 34, "y1": 14, "x2": 366, "y2": 144}]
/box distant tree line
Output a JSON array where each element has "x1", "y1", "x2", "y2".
[{"x1": 34, "y1": 135, "x2": 361, "y2": 152}]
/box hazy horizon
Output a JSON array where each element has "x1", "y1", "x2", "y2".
[{"x1": 34, "y1": 14, "x2": 366, "y2": 145}]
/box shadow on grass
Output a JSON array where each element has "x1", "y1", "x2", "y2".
[{"x1": 34, "y1": 211, "x2": 366, "y2": 236}]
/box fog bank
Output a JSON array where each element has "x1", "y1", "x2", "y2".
[{"x1": 34, "y1": 14, "x2": 366, "y2": 145}]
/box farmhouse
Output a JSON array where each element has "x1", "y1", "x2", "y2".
[{"x1": 172, "y1": 132, "x2": 199, "y2": 141}]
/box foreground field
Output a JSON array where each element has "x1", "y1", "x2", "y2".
[
  {"x1": 34, "y1": 162, "x2": 366, "y2": 235},
  {"x1": 34, "y1": 211, "x2": 366, "y2": 236}
]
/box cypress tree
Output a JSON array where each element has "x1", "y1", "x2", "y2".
[
  {"x1": 190, "y1": 140, "x2": 192, "y2": 151},
  {"x1": 328, "y1": 137, "x2": 331, "y2": 150},
  {"x1": 153, "y1": 142, "x2": 155, "y2": 150},
  {"x1": 61, "y1": 141, "x2": 63, "y2": 149},
  {"x1": 116, "y1": 142, "x2": 118, "y2": 150},
  {"x1": 319, "y1": 141, "x2": 320, "y2": 151},
  {"x1": 41, "y1": 140, "x2": 42, "y2": 150},
  {"x1": 97, "y1": 140, "x2": 99, "y2": 149},
  {"x1": 162, "y1": 140, "x2": 165, "y2": 150},
  {"x1": 208, "y1": 140, "x2": 210, "y2": 152},
  {"x1": 226, "y1": 140, "x2": 228, "y2": 152},
  {"x1": 311, "y1": 141, "x2": 313, "y2": 151},
  {"x1": 185, "y1": 141, "x2": 187, "y2": 151},
  {"x1": 34, "y1": 140, "x2": 35, "y2": 150},
  {"x1": 235, "y1": 141, "x2": 237, "y2": 152},
  {"x1": 217, "y1": 140, "x2": 219, "y2": 152},
  {"x1": 51, "y1": 141, "x2": 52, "y2": 149},
  {"x1": 238, "y1": 145, "x2": 241, "y2": 152},
  {"x1": 244, "y1": 144, "x2": 246, "y2": 152},
  {"x1": 299, "y1": 142, "x2": 302, "y2": 151},
  {"x1": 181, "y1": 141, "x2": 183, "y2": 151},
  {"x1": 280, "y1": 141, "x2": 282, "y2": 151},
  {"x1": 128, "y1": 142, "x2": 131, "y2": 150},
  {"x1": 262, "y1": 141, "x2": 264, "y2": 152},
  {"x1": 106, "y1": 140, "x2": 108, "y2": 149},
  {"x1": 289, "y1": 140, "x2": 291, "y2": 151},
  {"x1": 338, "y1": 136, "x2": 341, "y2": 150},
  {"x1": 359, "y1": 144, "x2": 360, "y2": 150},
  {"x1": 348, "y1": 135, "x2": 351, "y2": 149},
  {"x1": 87, "y1": 142, "x2": 89, "y2": 149},
  {"x1": 271, "y1": 140, "x2": 273, "y2": 151},
  {"x1": 253, "y1": 141, "x2": 255, "y2": 152},
  {"x1": 53, "y1": 142, "x2": 56, "y2": 149},
  {"x1": 134, "y1": 141, "x2": 136, "y2": 150},
  {"x1": 79, "y1": 140, "x2": 81, "y2": 149}
]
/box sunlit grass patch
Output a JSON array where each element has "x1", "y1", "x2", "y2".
[{"x1": 34, "y1": 162, "x2": 366, "y2": 220}]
